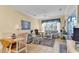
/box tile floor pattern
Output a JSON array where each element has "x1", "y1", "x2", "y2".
[
  {"x1": 0, "y1": 38, "x2": 67, "y2": 53},
  {"x1": 27, "y1": 39, "x2": 67, "y2": 53}
]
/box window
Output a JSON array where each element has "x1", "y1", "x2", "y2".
[
  {"x1": 67, "y1": 16, "x2": 77, "y2": 39},
  {"x1": 42, "y1": 19, "x2": 60, "y2": 33}
]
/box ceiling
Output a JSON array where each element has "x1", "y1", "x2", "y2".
[{"x1": 10, "y1": 5, "x2": 75, "y2": 20}]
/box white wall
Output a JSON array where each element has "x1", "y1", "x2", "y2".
[{"x1": 0, "y1": 6, "x2": 40, "y2": 37}]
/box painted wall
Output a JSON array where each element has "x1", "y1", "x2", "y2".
[
  {"x1": 0, "y1": 6, "x2": 40, "y2": 37},
  {"x1": 76, "y1": 5, "x2": 79, "y2": 26},
  {"x1": 60, "y1": 16, "x2": 65, "y2": 29}
]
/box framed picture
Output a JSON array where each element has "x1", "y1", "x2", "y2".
[{"x1": 21, "y1": 20, "x2": 31, "y2": 30}]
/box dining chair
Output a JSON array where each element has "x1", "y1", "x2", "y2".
[{"x1": 1, "y1": 33, "x2": 27, "y2": 53}]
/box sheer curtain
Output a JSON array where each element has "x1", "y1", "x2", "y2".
[{"x1": 42, "y1": 20, "x2": 60, "y2": 33}]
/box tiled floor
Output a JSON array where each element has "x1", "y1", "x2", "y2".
[
  {"x1": 0, "y1": 38, "x2": 67, "y2": 53},
  {"x1": 27, "y1": 38, "x2": 67, "y2": 53}
]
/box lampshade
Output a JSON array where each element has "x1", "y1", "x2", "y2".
[{"x1": 16, "y1": 24, "x2": 21, "y2": 30}]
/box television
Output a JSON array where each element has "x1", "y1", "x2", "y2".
[
  {"x1": 21, "y1": 20, "x2": 31, "y2": 30},
  {"x1": 72, "y1": 28, "x2": 79, "y2": 41}
]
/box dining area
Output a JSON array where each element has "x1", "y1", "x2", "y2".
[{"x1": 0, "y1": 32, "x2": 27, "y2": 53}]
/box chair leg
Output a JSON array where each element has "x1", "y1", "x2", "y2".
[
  {"x1": 8, "y1": 44, "x2": 12, "y2": 53},
  {"x1": 25, "y1": 45, "x2": 27, "y2": 53},
  {"x1": 2, "y1": 47, "x2": 7, "y2": 53}
]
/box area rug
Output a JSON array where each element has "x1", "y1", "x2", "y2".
[
  {"x1": 40, "y1": 38, "x2": 55, "y2": 47},
  {"x1": 59, "y1": 43, "x2": 67, "y2": 53}
]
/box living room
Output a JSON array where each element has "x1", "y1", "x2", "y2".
[{"x1": 0, "y1": 5, "x2": 78, "y2": 53}]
